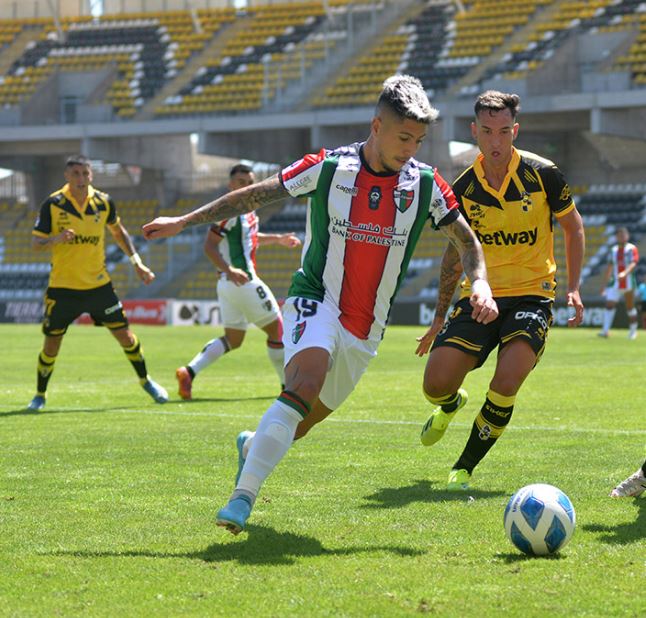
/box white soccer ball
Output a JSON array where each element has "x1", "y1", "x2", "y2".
[{"x1": 503, "y1": 483, "x2": 576, "y2": 556}]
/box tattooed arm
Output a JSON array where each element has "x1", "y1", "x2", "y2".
[
  {"x1": 416, "y1": 214, "x2": 498, "y2": 356},
  {"x1": 441, "y1": 215, "x2": 487, "y2": 286},
  {"x1": 433, "y1": 242, "x2": 463, "y2": 322},
  {"x1": 142, "y1": 174, "x2": 288, "y2": 240}
]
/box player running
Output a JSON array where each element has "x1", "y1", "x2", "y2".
[
  {"x1": 416, "y1": 90, "x2": 585, "y2": 491},
  {"x1": 143, "y1": 75, "x2": 498, "y2": 534},
  {"x1": 175, "y1": 164, "x2": 300, "y2": 399}
]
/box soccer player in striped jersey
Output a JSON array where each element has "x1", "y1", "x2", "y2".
[
  {"x1": 416, "y1": 91, "x2": 585, "y2": 491},
  {"x1": 143, "y1": 75, "x2": 498, "y2": 534},
  {"x1": 175, "y1": 164, "x2": 301, "y2": 399},
  {"x1": 598, "y1": 227, "x2": 639, "y2": 339},
  {"x1": 27, "y1": 155, "x2": 168, "y2": 411}
]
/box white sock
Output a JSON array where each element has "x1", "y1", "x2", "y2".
[
  {"x1": 235, "y1": 400, "x2": 301, "y2": 498},
  {"x1": 602, "y1": 308, "x2": 616, "y2": 334},
  {"x1": 188, "y1": 337, "x2": 229, "y2": 375},
  {"x1": 242, "y1": 432, "x2": 255, "y2": 458},
  {"x1": 628, "y1": 308, "x2": 638, "y2": 334},
  {"x1": 266, "y1": 344, "x2": 285, "y2": 385}
]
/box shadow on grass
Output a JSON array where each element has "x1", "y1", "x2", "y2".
[
  {"x1": 0, "y1": 395, "x2": 275, "y2": 418},
  {"x1": 494, "y1": 551, "x2": 567, "y2": 563},
  {"x1": 45, "y1": 524, "x2": 425, "y2": 566},
  {"x1": 581, "y1": 497, "x2": 645, "y2": 544},
  {"x1": 362, "y1": 479, "x2": 506, "y2": 509}
]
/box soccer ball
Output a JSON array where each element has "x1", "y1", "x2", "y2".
[{"x1": 504, "y1": 483, "x2": 576, "y2": 556}]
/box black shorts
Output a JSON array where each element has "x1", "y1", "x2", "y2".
[
  {"x1": 42, "y1": 283, "x2": 129, "y2": 336},
  {"x1": 431, "y1": 295, "x2": 553, "y2": 368}
]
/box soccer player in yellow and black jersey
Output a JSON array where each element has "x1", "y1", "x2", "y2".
[
  {"x1": 415, "y1": 91, "x2": 585, "y2": 491},
  {"x1": 27, "y1": 155, "x2": 168, "y2": 411}
]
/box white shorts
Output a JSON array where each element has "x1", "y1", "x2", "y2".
[
  {"x1": 217, "y1": 276, "x2": 281, "y2": 330},
  {"x1": 282, "y1": 297, "x2": 379, "y2": 410},
  {"x1": 604, "y1": 287, "x2": 634, "y2": 303}
]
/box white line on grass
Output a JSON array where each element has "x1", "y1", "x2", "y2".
[{"x1": 16, "y1": 406, "x2": 644, "y2": 436}]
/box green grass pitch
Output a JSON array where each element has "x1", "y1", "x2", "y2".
[{"x1": 1, "y1": 324, "x2": 644, "y2": 617}]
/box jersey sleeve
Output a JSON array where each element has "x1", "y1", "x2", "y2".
[
  {"x1": 106, "y1": 197, "x2": 118, "y2": 225},
  {"x1": 429, "y1": 169, "x2": 460, "y2": 228},
  {"x1": 539, "y1": 165, "x2": 575, "y2": 217},
  {"x1": 280, "y1": 149, "x2": 327, "y2": 197},
  {"x1": 32, "y1": 200, "x2": 52, "y2": 237},
  {"x1": 209, "y1": 221, "x2": 226, "y2": 236}
]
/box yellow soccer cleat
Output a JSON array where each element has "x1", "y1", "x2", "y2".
[
  {"x1": 420, "y1": 388, "x2": 468, "y2": 446},
  {"x1": 447, "y1": 468, "x2": 471, "y2": 491}
]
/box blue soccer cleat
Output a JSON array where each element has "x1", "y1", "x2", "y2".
[
  {"x1": 142, "y1": 377, "x2": 169, "y2": 403},
  {"x1": 235, "y1": 431, "x2": 254, "y2": 486},
  {"x1": 27, "y1": 395, "x2": 46, "y2": 412},
  {"x1": 216, "y1": 495, "x2": 253, "y2": 535}
]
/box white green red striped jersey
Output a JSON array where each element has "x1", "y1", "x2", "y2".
[
  {"x1": 210, "y1": 212, "x2": 259, "y2": 278},
  {"x1": 608, "y1": 242, "x2": 639, "y2": 291},
  {"x1": 280, "y1": 142, "x2": 459, "y2": 341}
]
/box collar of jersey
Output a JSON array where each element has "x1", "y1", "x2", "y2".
[
  {"x1": 473, "y1": 147, "x2": 520, "y2": 198},
  {"x1": 61, "y1": 183, "x2": 97, "y2": 213},
  {"x1": 359, "y1": 143, "x2": 400, "y2": 177}
]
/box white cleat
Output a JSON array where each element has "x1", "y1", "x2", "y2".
[{"x1": 610, "y1": 468, "x2": 646, "y2": 498}]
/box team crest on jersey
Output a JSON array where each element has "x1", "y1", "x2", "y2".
[
  {"x1": 394, "y1": 188, "x2": 414, "y2": 212},
  {"x1": 560, "y1": 184, "x2": 572, "y2": 202},
  {"x1": 521, "y1": 192, "x2": 533, "y2": 212},
  {"x1": 369, "y1": 186, "x2": 382, "y2": 210},
  {"x1": 292, "y1": 321, "x2": 306, "y2": 344}
]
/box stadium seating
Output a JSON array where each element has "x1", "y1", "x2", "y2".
[
  {"x1": 479, "y1": 0, "x2": 646, "y2": 86},
  {"x1": 0, "y1": 8, "x2": 235, "y2": 117},
  {"x1": 156, "y1": 2, "x2": 327, "y2": 116},
  {"x1": 316, "y1": 0, "x2": 555, "y2": 106}
]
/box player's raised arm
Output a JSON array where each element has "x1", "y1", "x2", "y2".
[
  {"x1": 142, "y1": 174, "x2": 288, "y2": 240},
  {"x1": 442, "y1": 214, "x2": 498, "y2": 324}
]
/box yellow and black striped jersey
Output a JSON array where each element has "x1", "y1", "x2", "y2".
[
  {"x1": 453, "y1": 148, "x2": 575, "y2": 300},
  {"x1": 32, "y1": 184, "x2": 119, "y2": 290}
]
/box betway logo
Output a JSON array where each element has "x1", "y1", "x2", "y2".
[
  {"x1": 72, "y1": 235, "x2": 100, "y2": 246},
  {"x1": 475, "y1": 227, "x2": 537, "y2": 247}
]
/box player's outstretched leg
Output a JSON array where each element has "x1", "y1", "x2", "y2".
[
  {"x1": 142, "y1": 376, "x2": 169, "y2": 403},
  {"x1": 420, "y1": 388, "x2": 468, "y2": 446},
  {"x1": 216, "y1": 394, "x2": 305, "y2": 534},
  {"x1": 175, "y1": 366, "x2": 193, "y2": 400},
  {"x1": 610, "y1": 464, "x2": 646, "y2": 497}
]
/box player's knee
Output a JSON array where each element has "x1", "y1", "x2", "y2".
[
  {"x1": 422, "y1": 372, "x2": 455, "y2": 399},
  {"x1": 489, "y1": 376, "x2": 521, "y2": 398}
]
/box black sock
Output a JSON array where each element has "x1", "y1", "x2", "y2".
[
  {"x1": 424, "y1": 391, "x2": 461, "y2": 413},
  {"x1": 186, "y1": 365, "x2": 196, "y2": 380},
  {"x1": 454, "y1": 389, "x2": 515, "y2": 474},
  {"x1": 641, "y1": 460, "x2": 646, "y2": 475},
  {"x1": 36, "y1": 351, "x2": 57, "y2": 395},
  {"x1": 122, "y1": 333, "x2": 148, "y2": 380}
]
